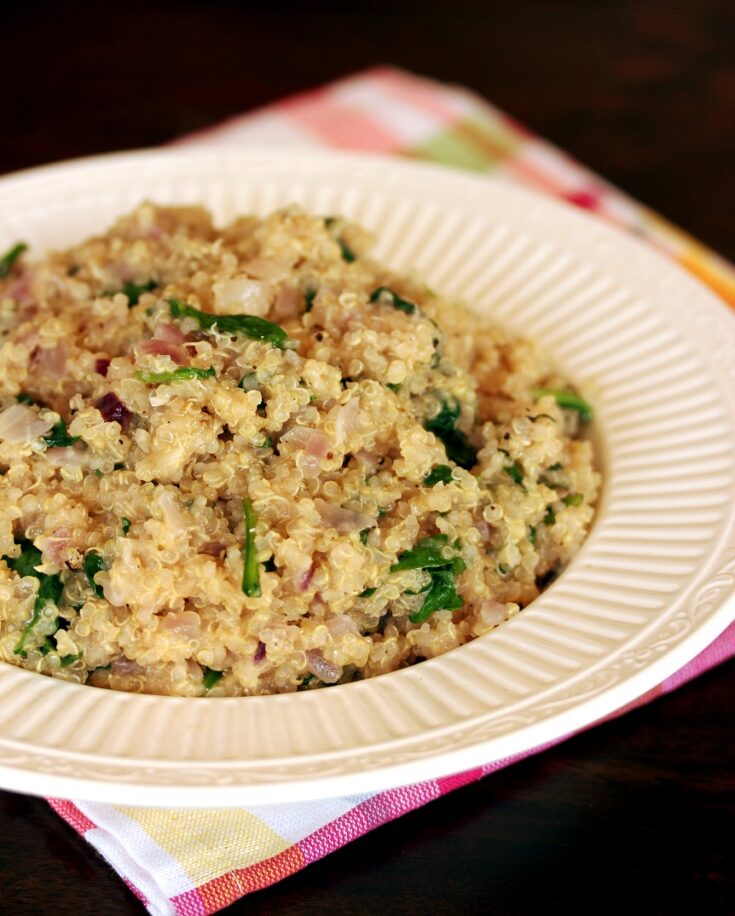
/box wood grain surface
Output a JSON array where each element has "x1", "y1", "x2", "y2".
[{"x1": 0, "y1": 2, "x2": 733, "y2": 914}]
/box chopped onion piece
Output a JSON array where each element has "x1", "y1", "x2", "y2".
[
  {"x1": 305, "y1": 648, "x2": 342, "y2": 684},
  {"x1": 0, "y1": 403, "x2": 55, "y2": 442}
]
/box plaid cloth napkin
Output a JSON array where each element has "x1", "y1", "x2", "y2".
[{"x1": 46, "y1": 66, "x2": 735, "y2": 916}]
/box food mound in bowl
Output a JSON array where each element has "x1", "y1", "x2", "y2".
[{"x1": 0, "y1": 204, "x2": 599, "y2": 696}]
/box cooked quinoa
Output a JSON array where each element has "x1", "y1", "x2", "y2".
[{"x1": 0, "y1": 204, "x2": 599, "y2": 696}]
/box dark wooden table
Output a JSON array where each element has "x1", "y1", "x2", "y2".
[{"x1": 1, "y1": 2, "x2": 733, "y2": 913}]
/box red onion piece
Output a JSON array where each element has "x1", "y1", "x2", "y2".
[
  {"x1": 474, "y1": 520, "x2": 493, "y2": 540},
  {"x1": 153, "y1": 323, "x2": 187, "y2": 345},
  {"x1": 0, "y1": 403, "x2": 55, "y2": 442},
  {"x1": 314, "y1": 499, "x2": 374, "y2": 534},
  {"x1": 280, "y1": 426, "x2": 331, "y2": 458},
  {"x1": 200, "y1": 541, "x2": 225, "y2": 558},
  {"x1": 138, "y1": 338, "x2": 187, "y2": 364},
  {"x1": 96, "y1": 392, "x2": 131, "y2": 427},
  {"x1": 325, "y1": 615, "x2": 359, "y2": 638},
  {"x1": 110, "y1": 656, "x2": 145, "y2": 677},
  {"x1": 297, "y1": 564, "x2": 315, "y2": 591},
  {"x1": 307, "y1": 431, "x2": 333, "y2": 459},
  {"x1": 305, "y1": 649, "x2": 342, "y2": 684},
  {"x1": 5, "y1": 273, "x2": 34, "y2": 306},
  {"x1": 271, "y1": 286, "x2": 302, "y2": 321},
  {"x1": 354, "y1": 449, "x2": 380, "y2": 472},
  {"x1": 333, "y1": 397, "x2": 360, "y2": 444},
  {"x1": 243, "y1": 257, "x2": 292, "y2": 281},
  {"x1": 478, "y1": 599, "x2": 507, "y2": 628},
  {"x1": 31, "y1": 341, "x2": 67, "y2": 376},
  {"x1": 159, "y1": 610, "x2": 201, "y2": 638},
  {"x1": 46, "y1": 447, "x2": 86, "y2": 468},
  {"x1": 36, "y1": 527, "x2": 72, "y2": 566}
]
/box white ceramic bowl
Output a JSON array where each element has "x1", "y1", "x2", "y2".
[{"x1": 0, "y1": 149, "x2": 733, "y2": 806}]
